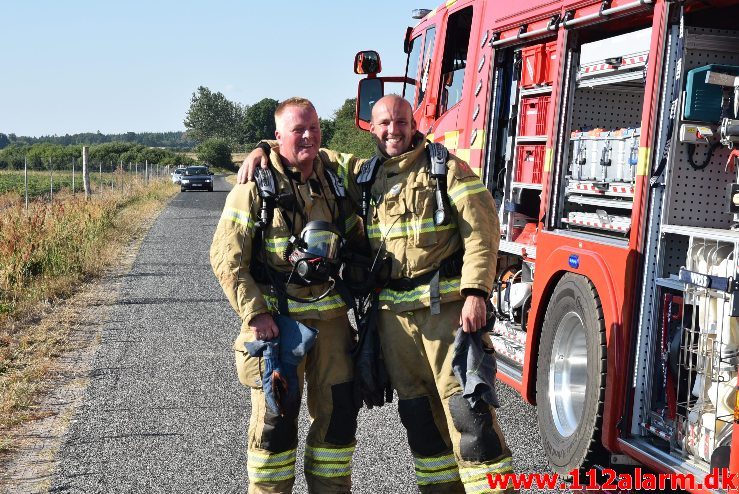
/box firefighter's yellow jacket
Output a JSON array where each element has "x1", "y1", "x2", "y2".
[
  {"x1": 318, "y1": 134, "x2": 500, "y2": 313},
  {"x1": 210, "y1": 150, "x2": 361, "y2": 351}
]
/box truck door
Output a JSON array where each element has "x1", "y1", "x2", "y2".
[{"x1": 427, "y1": 3, "x2": 474, "y2": 154}]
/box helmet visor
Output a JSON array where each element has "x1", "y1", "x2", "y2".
[{"x1": 301, "y1": 228, "x2": 341, "y2": 259}]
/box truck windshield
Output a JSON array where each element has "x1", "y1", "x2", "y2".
[
  {"x1": 439, "y1": 7, "x2": 472, "y2": 114},
  {"x1": 403, "y1": 34, "x2": 422, "y2": 108},
  {"x1": 418, "y1": 27, "x2": 436, "y2": 109}
]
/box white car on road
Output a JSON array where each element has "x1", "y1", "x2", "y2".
[{"x1": 171, "y1": 167, "x2": 186, "y2": 184}]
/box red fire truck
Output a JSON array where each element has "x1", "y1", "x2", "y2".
[{"x1": 355, "y1": 0, "x2": 739, "y2": 489}]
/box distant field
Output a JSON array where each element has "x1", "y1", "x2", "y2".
[
  {"x1": 184, "y1": 152, "x2": 247, "y2": 168},
  {"x1": 0, "y1": 170, "x2": 158, "y2": 199},
  {"x1": 0, "y1": 170, "x2": 80, "y2": 198}
]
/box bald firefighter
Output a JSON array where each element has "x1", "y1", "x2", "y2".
[
  {"x1": 211, "y1": 97, "x2": 361, "y2": 493},
  {"x1": 240, "y1": 95, "x2": 514, "y2": 493}
]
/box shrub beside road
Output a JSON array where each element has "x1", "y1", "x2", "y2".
[{"x1": 0, "y1": 179, "x2": 178, "y2": 451}]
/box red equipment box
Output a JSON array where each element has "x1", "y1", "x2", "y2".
[
  {"x1": 543, "y1": 42, "x2": 557, "y2": 85},
  {"x1": 512, "y1": 222, "x2": 538, "y2": 245},
  {"x1": 518, "y1": 95, "x2": 550, "y2": 136},
  {"x1": 520, "y1": 42, "x2": 557, "y2": 88},
  {"x1": 515, "y1": 145, "x2": 545, "y2": 184}
]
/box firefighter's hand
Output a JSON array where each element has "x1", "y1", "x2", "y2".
[
  {"x1": 249, "y1": 313, "x2": 279, "y2": 340},
  {"x1": 237, "y1": 147, "x2": 270, "y2": 184},
  {"x1": 460, "y1": 295, "x2": 486, "y2": 333}
]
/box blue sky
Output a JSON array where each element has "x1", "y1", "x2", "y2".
[{"x1": 0, "y1": 1, "x2": 422, "y2": 137}]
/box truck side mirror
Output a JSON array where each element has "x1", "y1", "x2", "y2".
[
  {"x1": 356, "y1": 78, "x2": 384, "y2": 130},
  {"x1": 354, "y1": 51, "x2": 382, "y2": 75}
]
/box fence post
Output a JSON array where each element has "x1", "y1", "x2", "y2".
[
  {"x1": 49, "y1": 159, "x2": 53, "y2": 203},
  {"x1": 82, "y1": 147, "x2": 91, "y2": 200},
  {"x1": 24, "y1": 157, "x2": 28, "y2": 210},
  {"x1": 145, "y1": 160, "x2": 149, "y2": 184},
  {"x1": 72, "y1": 158, "x2": 75, "y2": 195}
]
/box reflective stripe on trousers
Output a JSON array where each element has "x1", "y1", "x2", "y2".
[
  {"x1": 247, "y1": 448, "x2": 297, "y2": 483},
  {"x1": 414, "y1": 453, "x2": 461, "y2": 485},
  {"x1": 304, "y1": 444, "x2": 355, "y2": 478},
  {"x1": 459, "y1": 456, "x2": 514, "y2": 493}
]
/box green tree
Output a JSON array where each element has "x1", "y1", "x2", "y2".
[
  {"x1": 197, "y1": 139, "x2": 233, "y2": 170},
  {"x1": 320, "y1": 118, "x2": 335, "y2": 146},
  {"x1": 184, "y1": 86, "x2": 245, "y2": 145},
  {"x1": 243, "y1": 98, "x2": 278, "y2": 145},
  {"x1": 0, "y1": 133, "x2": 9, "y2": 150},
  {"x1": 326, "y1": 98, "x2": 374, "y2": 158}
]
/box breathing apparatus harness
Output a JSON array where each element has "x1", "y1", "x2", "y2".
[
  {"x1": 356, "y1": 141, "x2": 463, "y2": 315},
  {"x1": 251, "y1": 160, "x2": 354, "y2": 315}
]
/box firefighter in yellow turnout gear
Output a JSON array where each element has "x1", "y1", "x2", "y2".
[
  {"x1": 351, "y1": 95, "x2": 512, "y2": 494},
  {"x1": 242, "y1": 95, "x2": 514, "y2": 493},
  {"x1": 210, "y1": 98, "x2": 361, "y2": 493}
]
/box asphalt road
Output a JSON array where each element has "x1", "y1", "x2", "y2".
[{"x1": 50, "y1": 175, "x2": 552, "y2": 493}]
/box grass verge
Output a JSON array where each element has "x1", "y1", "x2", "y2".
[{"x1": 0, "y1": 180, "x2": 178, "y2": 452}]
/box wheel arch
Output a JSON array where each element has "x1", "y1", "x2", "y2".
[{"x1": 521, "y1": 247, "x2": 620, "y2": 405}]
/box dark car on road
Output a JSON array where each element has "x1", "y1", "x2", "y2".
[{"x1": 180, "y1": 166, "x2": 214, "y2": 192}]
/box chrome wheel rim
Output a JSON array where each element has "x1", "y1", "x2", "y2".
[{"x1": 548, "y1": 311, "x2": 588, "y2": 438}]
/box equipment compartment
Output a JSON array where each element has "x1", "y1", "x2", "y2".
[
  {"x1": 557, "y1": 28, "x2": 648, "y2": 240},
  {"x1": 641, "y1": 238, "x2": 738, "y2": 470},
  {"x1": 632, "y1": 26, "x2": 739, "y2": 467}
]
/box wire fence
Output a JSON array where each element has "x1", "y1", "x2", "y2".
[{"x1": 0, "y1": 159, "x2": 173, "y2": 209}]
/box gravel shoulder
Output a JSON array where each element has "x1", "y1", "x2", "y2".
[{"x1": 0, "y1": 215, "x2": 155, "y2": 494}]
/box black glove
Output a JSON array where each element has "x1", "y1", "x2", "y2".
[{"x1": 352, "y1": 296, "x2": 393, "y2": 409}]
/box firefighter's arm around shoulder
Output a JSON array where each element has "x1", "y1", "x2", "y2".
[
  {"x1": 210, "y1": 182, "x2": 271, "y2": 328},
  {"x1": 446, "y1": 156, "x2": 499, "y2": 297},
  {"x1": 316, "y1": 147, "x2": 365, "y2": 208},
  {"x1": 316, "y1": 147, "x2": 367, "y2": 249}
]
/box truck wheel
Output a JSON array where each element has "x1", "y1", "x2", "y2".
[{"x1": 536, "y1": 272, "x2": 606, "y2": 475}]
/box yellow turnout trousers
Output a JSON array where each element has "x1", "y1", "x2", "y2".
[
  {"x1": 378, "y1": 300, "x2": 514, "y2": 494},
  {"x1": 237, "y1": 315, "x2": 358, "y2": 493}
]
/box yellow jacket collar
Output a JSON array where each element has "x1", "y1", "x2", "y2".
[
  {"x1": 269, "y1": 150, "x2": 324, "y2": 182},
  {"x1": 378, "y1": 132, "x2": 428, "y2": 171}
]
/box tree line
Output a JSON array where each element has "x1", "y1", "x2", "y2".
[
  {"x1": 0, "y1": 88, "x2": 376, "y2": 171},
  {"x1": 184, "y1": 86, "x2": 374, "y2": 158},
  {"x1": 0, "y1": 131, "x2": 194, "y2": 150},
  {"x1": 0, "y1": 142, "x2": 195, "y2": 171}
]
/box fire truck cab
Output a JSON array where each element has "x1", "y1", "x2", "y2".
[{"x1": 356, "y1": 0, "x2": 739, "y2": 488}]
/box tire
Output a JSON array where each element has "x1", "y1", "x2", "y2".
[
  {"x1": 536, "y1": 272, "x2": 606, "y2": 476},
  {"x1": 181, "y1": 187, "x2": 186, "y2": 192}
]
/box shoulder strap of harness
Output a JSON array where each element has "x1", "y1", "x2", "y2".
[
  {"x1": 427, "y1": 142, "x2": 452, "y2": 313},
  {"x1": 253, "y1": 164, "x2": 278, "y2": 230},
  {"x1": 320, "y1": 163, "x2": 348, "y2": 236},
  {"x1": 252, "y1": 163, "x2": 291, "y2": 313},
  {"x1": 427, "y1": 141, "x2": 448, "y2": 178},
  {"x1": 356, "y1": 155, "x2": 384, "y2": 225},
  {"x1": 322, "y1": 164, "x2": 345, "y2": 199},
  {"x1": 425, "y1": 142, "x2": 452, "y2": 227}
]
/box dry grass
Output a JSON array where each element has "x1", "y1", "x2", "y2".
[
  {"x1": 231, "y1": 152, "x2": 248, "y2": 165},
  {"x1": 0, "y1": 180, "x2": 178, "y2": 447},
  {"x1": 184, "y1": 151, "x2": 247, "y2": 165}
]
